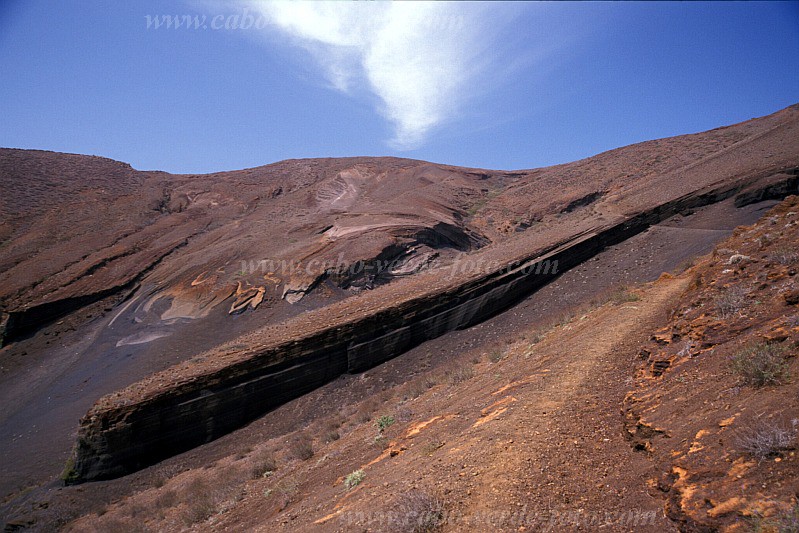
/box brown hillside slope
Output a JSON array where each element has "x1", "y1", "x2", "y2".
[
  {"x1": 2, "y1": 104, "x2": 798, "y2": 350},
  {"x1": 62, "y1": 105, "x2": 799, "y2": 485},
  {"x1": 1, "y1": 106, "x2": 798, "y2": 529},
  {"x1": 64, "y1": 198, "x2": 798, "y2": 532}
]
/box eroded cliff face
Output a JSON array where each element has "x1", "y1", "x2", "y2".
[{"x1": 68, "y1": 168, "x2": 798, "y2": 483}]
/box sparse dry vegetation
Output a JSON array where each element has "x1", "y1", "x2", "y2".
[
  {"x1": 406, "y1": 374, "x2": 439, "y2": 399},
  {"x1": 180, "y1": 476, "x2": 239, "y2": 526},
  {"x1": 390, "y1": 490, "x2": 445, "y2": 533},
  {"x1": 714, "y1": 286, "x2": 748, "y2": 318},
  {"x1": 445, "y1": 364, "x2": 475, "y2": 385},
  {"x1": 735, "y1": 418, "x2": 797, "y2": 460},
  {"x1": 609, "y1": 286, "x2": 640, "y2": 305},
  {"x1": 322, "y1": 430, "x2": 340, "y2": 443},
  {"x1": 673, "y1": 257, "x2": 696, "y2": 273},
  {"x1": 771, "y1": 245, "x2": 799, "y2": 265},
  {"x1": 395, "y1": 405, "x2": 414, "y2": 422},
  {"x1": 420, "y1": 440, "x2": 445, "y2": 456},
  {"x1": 772, "y1": 504, "x2": 799, "y2": 532},
  {"x1": 19, "y1": 175, "x2": 799, "y2": 533},
  {"x1": 730, "y1": 341, "x2": 791, "y2": 387},
  {"x1": 154, "y1": 490, "x2": 177, "y2": 512},
  {"x1": 249, "y1": 448, "x2": 277, "y2": 479},
  {"x1": 356, "y1": 396, "x2": 381, "y2": 423},
  {"x1": 288, "y1": 435, "x2": 314, "y2": 461},
  {"x1": 264, "y1": 477, "x2": 300, "y2": 511},
  {"x1": 528, "y1": 330, "x2": 545, "y2": 345},
  {"x1": 488, "y1": 349, "x2": 504, "y2": 363}
]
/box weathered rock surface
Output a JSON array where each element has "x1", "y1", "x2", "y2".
[
  {"x1": 2, "y1": 104, "x2": 799, "y2": 485},
  {"x1": 70, "y1": 172, "x2": 799, "y2": 482}
]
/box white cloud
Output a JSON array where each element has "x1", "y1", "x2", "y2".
[{"x1": 243, "y1": 1, "x2": 503, "y2": 149}]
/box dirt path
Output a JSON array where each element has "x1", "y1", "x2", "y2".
[{"x1": 446, "y1": 275, "x2": 691, "y2": 531}]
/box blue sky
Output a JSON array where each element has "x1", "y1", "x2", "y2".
[{"x1": 1, "y1": 1, "x2": 798, "y2": 174}]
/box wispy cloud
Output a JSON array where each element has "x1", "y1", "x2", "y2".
[{"x1": 243, "y1": 1, "x2": 508, "y2": 149}]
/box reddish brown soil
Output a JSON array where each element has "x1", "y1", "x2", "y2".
[
  {"x1": 0, "y1": 196, "x2": 778, "y2": 531},
  {"x1": 625, "y1": 196, "x2": 799, "y2": 531},
  {"x1": 57, "y1": 258, "x2": 691, "y2": 533},
  {"x1": 1, "y1": 105, "x2": 798, "y2": 531},
  {"x1": 54, "y1": 198, "x2": 796, "y2": 533}
]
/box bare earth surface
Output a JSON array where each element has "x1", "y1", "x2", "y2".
[
  {"x1": 1, "y1": 196, "x2": 779, "y2": 531},
  {"x1": 217, "y1": 266, "x2": 692, "y2": 532},
  {"x1": 57, "y1": 198, "x2": 797, "y2": 533},
  {"x1": 58, "y1": 241, "x2": 693, "y2": 533},
  {"x1": 1, "y1": 105, "x2": 798, "y2": 531}
]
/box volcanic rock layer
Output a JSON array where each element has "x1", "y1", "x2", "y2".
[{"x1": 68, "y1": 170, "x2": 798, "y2": 483}]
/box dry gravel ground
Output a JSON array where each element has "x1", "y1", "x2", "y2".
[{"x1": 624, "y1": 196, "x2": 799, "y2": 531}]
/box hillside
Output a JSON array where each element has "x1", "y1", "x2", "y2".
[
  {"x1": 0, "y1": 105, "x2": 798, "y2": 531},
  {"x1": 60, "y1": 196, "x2": 799, "y2": 533}
]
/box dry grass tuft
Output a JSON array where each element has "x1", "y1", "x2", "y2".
[
  {"x1": 735, "y1": 418, "x2": 797, "y2": 460},
  {"x1": 249, "y1": 448, "x2": 277, "y2": 479},
  {"x1": 390, "y1": 490, "x2": 445, "y2": 532},
  {"x1": 445, "y1": 364, "x2": 475, "y2": 385},
  {"x1": 729, "y1": 341, "x2": 791, "y2": 387},
  {"x1": 714, "y1": 286, "x2": 748, "y2": 319},
  {"x1": 288, "y1": 435, "x2": 314, "y2": 461}
]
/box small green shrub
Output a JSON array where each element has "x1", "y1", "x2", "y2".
[
  {"x1": 60, "y1": 457, "x2": 79, "y2": 485},
  {"x1": 376, "y1": 415, "x2": 395, "y2": 432},
  {"x1": 344, "y1": 469, "x2": 365, "y2": 489},
  {"x1": 730, "y1": 341, "x2": 791, "y2": 387}
]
